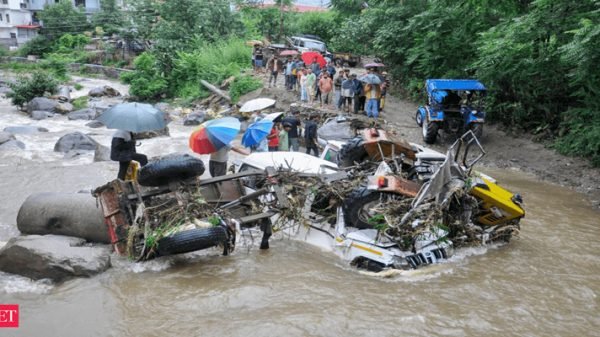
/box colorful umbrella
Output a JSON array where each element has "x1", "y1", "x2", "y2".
[
  {"x1": 96, "y1": 102, "x2": 166, "y2": 132},
  {"x1": 189, "y1": 117, "x2": 241, "y2": 154},
  {"x1": 364, "y1": 63, "x2": 385, "y2": 68},
  {"x1": 301, "y1": 51, "x2": 326, "y2": 68},
  {"x1": 280, "y1": 50, "x2": 298, "y2": 56},
  {"x1": 242, "y1": 118, "x2": 274, "y2": 147}
]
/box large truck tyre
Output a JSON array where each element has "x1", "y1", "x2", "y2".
[
  {"x1": 138, "y1": 154, "x2": 205, "y2": 187},
  {"x1": 17, "y1": 192, "x2": 110, "y2": 243},
  {"x1": 423, "y1": 121, "x2": 439, "y2": 144},
  {"x1": 156, "y1": 227, "x2": 228, "y2": 256},
  {"x1": 337, "y1": 136, "x2": 368, "y2": 167},
  {"x1": 343, "y1": 187, "x2": 393, "y2": 229}
]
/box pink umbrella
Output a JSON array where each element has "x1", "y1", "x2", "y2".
[{"x1": 280, "y1": 50, "x2": 299, "y2": 56}]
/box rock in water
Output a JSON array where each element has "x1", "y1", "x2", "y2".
[
  {"x1": 31, "y1": 110, "x2": 55, "y2": 120},
  {"x1": 94, "y1": 144, "x2": 111, "y2": 162},
  {"x1": 17, "y1": 192, "x2": 110, "y2": 243},
  {"x1": 54, "y1": 132, "x2": 98, "y2": 152},
  {"x1": 183, "y1": 112, "x2": 205, "y2": 126},
  {"x1": 3, "y1": 126, "x2": 49, "y2": 134},
  {"x1": 134, "y1": 127, "x2": 170, "y2": 139},
  {"x1": 0, "y1": 131, "x2": 15, "y2": 145},
  {"x1": 88, "y1": 86, "x2": 121, "y2": 97},
  {"x1": 27, "y1": 97, "x2": 58, "y2": 114},
  {"x1": 68, "y1": 108, "x2": 97, "y2": 120},
  {"x1": 0, "y1": 140, "x2": 26, "y2": 150},
  {"x1": 85, "y1": 120, "x2": 104, "y2": 128},
  {"x1": 0, "y1": 235, "x2": 111, "y2": 282},
  {"x1": 55, "y1": 102, "x2": 74, "y2": 114}
]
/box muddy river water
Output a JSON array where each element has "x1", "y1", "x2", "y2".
[{"x1": 0, "y1": 90, "x2": 598, "y2": 336}]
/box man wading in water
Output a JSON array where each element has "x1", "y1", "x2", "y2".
[{"x1": 110, "y1": 130, "x2": 148, "y2": 180}]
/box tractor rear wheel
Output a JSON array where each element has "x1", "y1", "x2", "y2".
[{"x1": 422, "y1": 121, "x2": 439, "y2": 144}]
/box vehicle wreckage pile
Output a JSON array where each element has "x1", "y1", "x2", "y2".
[{"x1": 93, "y1": 122, "x2": 525, "y2": 272}]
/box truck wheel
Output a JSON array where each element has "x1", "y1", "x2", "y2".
[
  {"x1": 343, "y1": 187, "x2": 396, "y2": 229},
  {"x1": 156, "y1": 227, "x2": 228, "y2": 256},
  {"x1": 415, "y1": 110, "x2": 423, "y2": 127},
  {"x1": 343, "y1": 62, "x2": 350, "y2": 68},
  {"x1": 138, "y1": 154, "x2": 205, "y2": 187},
  {"x1": 470, "y1": 123, "x2": 483, "y2": 140},
  {"x1": 337, "y1": 136, "x2": 368, "y2": 167},
  {"x1": 422, "y1": 121, "x2": 439, "y2": 144}
]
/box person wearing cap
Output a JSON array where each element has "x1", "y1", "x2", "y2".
[{"x1": 278, "y1": 122, "x2": 292, "y2": 151}]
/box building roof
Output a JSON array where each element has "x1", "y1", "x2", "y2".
[{"x1": 15, "y1": 25, "x2": 41, "y2": 29}]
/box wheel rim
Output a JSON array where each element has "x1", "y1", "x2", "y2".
[
  {"x1": 358, "y1": 200, "x2": 381, "y2": 223},
  {"x1": 422, "y1": 118, "x2": 428, "y2": 137},
  {"x1": 416, "y1": 111, "x2": 422, "y2": 125}
]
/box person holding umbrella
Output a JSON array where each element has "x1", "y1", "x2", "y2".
[
  {"x1": 189, "y1": 117, "x2": 249, "y2": 177},
  {"x1": 110, "y1": 130, "x2": 148, "y2": 180},
  {"x1": 361, "y1": 68, "x2": 382, "y2": 119},
  {"x1": 96, "y1": 102, "x2": 166, "y2": 180}
]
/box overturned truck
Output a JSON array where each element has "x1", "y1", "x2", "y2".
[{"x1": 92, "y1": 131, "x2": 525, "y2": 272}]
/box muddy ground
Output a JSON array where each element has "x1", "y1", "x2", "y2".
[{"x1": 244, "y1": 71, "x2": 600, "y2": 209}]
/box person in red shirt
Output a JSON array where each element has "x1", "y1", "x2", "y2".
[{"x1": 267, "y1": 124, "x2": 280, "y2": 151}]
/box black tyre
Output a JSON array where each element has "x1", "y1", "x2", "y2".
[
  {"x1": 343, "y1": 187, "x2": 396, "y2": 229},
  {"x1": 138, "y1": 154, "x2": 205, "y2": 187},
  {"x1": 156, "y1": 226, "x2": 228, "y2": 256},
  {"x1": 415, "y1": 110, "x2": 423, "y2": 127},
  {"x1": 470, "y1": 123, "x2": 483, "y2": 140},
  {"x1": 422, "y1": 121, "x2": 439, "y2": 144},
  {"x1": 337, "y1": 136, "x2": 368, "y2": 167}
]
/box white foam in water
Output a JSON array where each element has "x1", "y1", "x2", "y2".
[
  {"x1": 112, "y1": 256, "x2": 173, "y2": 273},
  {"x1": 0, "y1": 272, "x2": 53, "y2": 294}
]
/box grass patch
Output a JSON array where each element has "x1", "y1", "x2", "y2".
[
  {"x1": 71, "y1": 96, "x2": 88, "y2": 110},
  {"x1": 73, "y1": 83, "x2": 83, "y2": 90},
  {"x1": 229, "y1": 75, "x2": 262, "y2": 103}
]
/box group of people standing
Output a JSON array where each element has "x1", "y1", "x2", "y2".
[{"x1": 254, "y1": 51, "x2": 389, "y2": 119}]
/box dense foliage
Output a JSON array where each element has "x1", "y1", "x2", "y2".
[
  {"x1": 91, "y1": 0, "x2": 125, "y2": 36},
  {"x1": 331, "y1": 0, "x2": 600, "y2": 165},
  {"x1": 7, "y1": 72, "x2": 58, "y2": 108},
  {"x1": 38, "y1": 0, "x2": 89, "y2": 38}
]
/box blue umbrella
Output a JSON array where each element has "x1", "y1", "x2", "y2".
[
  {"x1": 96, "y1": 102, "x2": 166, "y2": 132},
  {"x1": 242, "y1": 118, "x2": 274, "y2": 147},
  {"x1": 359, "y1": 73, "x2": 382, "y2": 85}
]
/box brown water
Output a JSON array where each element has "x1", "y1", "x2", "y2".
[{"x1": 1, "y1": 90, "x2": 599, "y2": 336}]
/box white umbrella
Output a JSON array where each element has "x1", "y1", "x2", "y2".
[
  {"x1": 264, "y1": 112, "x2": 284, "y2": 122},
  {"x1": 240, "y1": 98, "x2": 276, "y2": 113}
]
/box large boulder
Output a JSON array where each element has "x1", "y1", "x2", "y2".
[
  {"x1": 31, "y1": 110, "x2": 55, "y2": 121},
  {"x1": 88, "y1": 86, "x2": 120, "y2": 97},
  {"x1": 93, "y1": 144, "x2": 111, "y2": 162},
  {"x1": 0, "y1": 131, "x2": 15, "y2": 145},
  {"x1": 183, "y1": 112, "x2": 205, "y2": 126},
  {"x1": 3, "y1": 126, "x2": 49, "y2": 134},
  {"x1": 27, "y1": 97, "x2": 58, "y2": 114},
  {"x1": 55, "y1": 102, "x2": 74, "y2": 114},
  {"x1": 68, "y1": 108, "x2": 97, "y2": 120},
  {"x1": 0, "y1": 235, "x2": 111, "y2": 282},
  {"x1": 17, "y1": 192, "x2": 110, "y2": 243},
  {"x1": 54, "y1": 132, "x2": 98, "y2": 153}
]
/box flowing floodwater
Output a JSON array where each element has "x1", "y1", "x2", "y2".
[{"x1": 0, "y1": 85, "x2": 598, "y2": 336}]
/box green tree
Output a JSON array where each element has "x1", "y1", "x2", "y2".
[
  {"x1": 8, "y1": 72, "x2": 58, "y2": 108},
  {"x1": 39, "y1": 0, "x2": 90, "y2": 38},
  {"x1": 91, "y1": 0, "x2": 125, "y2": 36}
]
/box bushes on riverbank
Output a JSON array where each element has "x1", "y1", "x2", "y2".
[
  {"x1": 7, "y1": 72, "x2": 58, "y2": 109},
  {"x1": 122, "y1": 39, "x2": 255, "y2": 102}
]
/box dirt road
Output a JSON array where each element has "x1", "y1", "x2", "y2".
[{"x1": 246, "y1": 72, "x2": 600, "y2": 208}]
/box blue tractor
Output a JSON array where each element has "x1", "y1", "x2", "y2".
[{"x1": 416, "y1": 79, "x2": 486, "y2": 144}]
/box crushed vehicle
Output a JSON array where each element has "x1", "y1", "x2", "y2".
[
  {"x1": 234, "y1": 131, "x2": 525, "y2": 272},
  {"x1": 416, "y1": 79, "x2": 487, "y2": 144},
  {"x1": 92, "y1": 129, "x2": 524, "y2": 273},
  {"x1": 93, "y1": 154, "x2": 289, "y2": 260}
]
